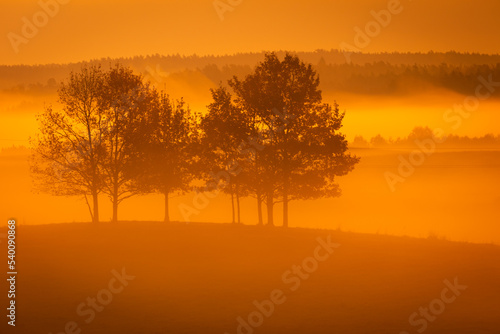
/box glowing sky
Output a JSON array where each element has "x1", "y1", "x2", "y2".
[{"x1": 1, "y1": 0, "x2": 500, "y2": 65}]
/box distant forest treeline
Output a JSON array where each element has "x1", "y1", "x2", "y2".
[
  {"x1": 2, "y1": 50, "x2": 500, "y2": 98},
  {"x1": 352, "y1": 127, "x2": 500, "y2": 149}
]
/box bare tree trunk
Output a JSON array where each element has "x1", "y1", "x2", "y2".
[
  {"x1": 266, "y1": 191, "x2": 274, "y2": 226},
  {"x1": 283, "y1": 152, "x2": 289, "y2": 228},
  {"x1": 164, "y1": 193, "x2": 170, "y2": 223},
  {"x1": 92, "y1": 188, "x2": 99, "y2": 224},
  {"x1": 236, "y1": 187, "x2": 241, "y2": 224},
  {"x1": 257, "y1": 191, "x2": 263, "y2": 225},
  {"x1": 112, "y1": 180, "x2": 119, "y2": 223},
  {"x1": 112, "y1": 195, "x2": 118, "y2": 223},
  {"x1": 231, "y1": 190, "x2": 235, "y2": 224},
  {"x1": 283, "y1": 189, "x2": 288, "y2": 228}
]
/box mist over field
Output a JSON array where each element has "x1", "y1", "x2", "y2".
[
  {"x1": 3, "y1": 51, "x2": 500, "y2": 146},
  {"x1": 1, "y1": 1, "x2": 500, "y2": 333},
  {"x1": 1, "y1": 52, "x2": 500, "y2": 243}
]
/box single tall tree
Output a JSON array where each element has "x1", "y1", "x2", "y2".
[{"x1": 100, "y1": 64, "x2": 153, "y2": 223}]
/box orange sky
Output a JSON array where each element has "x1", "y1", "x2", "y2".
[{"x1": 1, "y1": 0, "x2": 500, "y2": 65}]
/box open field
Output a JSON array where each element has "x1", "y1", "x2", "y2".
[
  {"x1": 2, "y1": 148, "x2": 499, "y2": 243},
  {"x1": 1, "y1": 222, "x2": 499, "y2": 333}
]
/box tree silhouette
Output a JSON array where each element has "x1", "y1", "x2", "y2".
[
  {"x1": 201, "y1": 85, "x2": 251, "y2": 224},
  {"x1": 100, "y1": 64, "x2": 153, "y2": 223},
  {"x1": 31, "y1": 65, "x2": 107, "y2": 223},
  {"x1": 130, "y1": 90, "x2": 199, "y2": 223},
  {"x1": 230, "y1": 52, "x2": 359, "y2": 227},
  {"x1": 31, "y1": 58, "x2": 360, "y2": 226}
]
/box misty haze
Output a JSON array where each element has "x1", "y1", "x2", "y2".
[{"x1": 1, "y1": 1, "x2": 499, "y2": 334}]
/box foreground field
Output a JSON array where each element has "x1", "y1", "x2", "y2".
[{"x1": 1, "y1": 222, "x2": 499, "y2": 333}]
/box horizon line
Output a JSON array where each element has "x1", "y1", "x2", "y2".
[{"x1": 2, "y1": 49, "x2": 500, "y2": 67}]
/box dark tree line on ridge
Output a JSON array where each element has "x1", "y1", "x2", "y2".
[
  {"x1": 4, "y1": 50, "x2": 500, "y2": 99},
  {"x1": 9, "y1": 60, "x2": 500, "y2": 100},
  {"x1": 352, "y1": 128, "x2": 500, "y2": 149},
  {"x1": 30, "y1": 53, "x2": 359, "y2": 226}
]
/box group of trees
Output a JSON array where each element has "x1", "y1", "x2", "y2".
[{"x1": 31, "y1": 53, "x2": 359, "y2": 226}]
